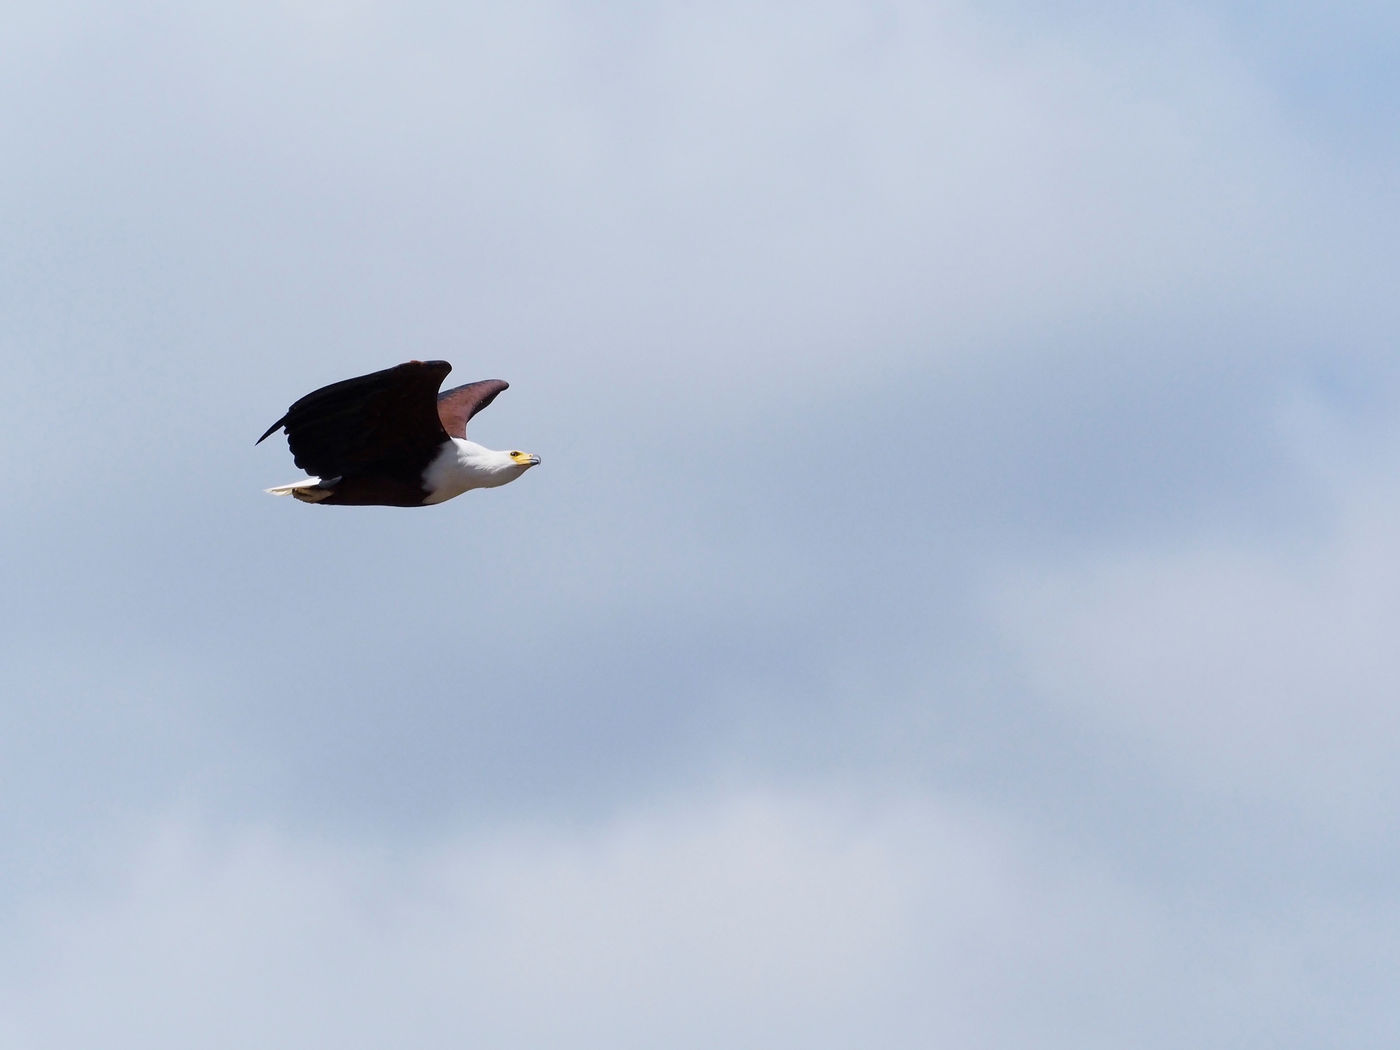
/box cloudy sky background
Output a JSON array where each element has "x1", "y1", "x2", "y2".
[{"x1": 3, "y1": 1, "x2": 1398, "y2": 1045}]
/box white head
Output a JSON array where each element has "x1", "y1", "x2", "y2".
[
  {"x1": 458, "y1": 440, "x2": 542, "y2": 488},
  {"x1": 422, "y1": 438, "x2": 540, "y2": 503}
]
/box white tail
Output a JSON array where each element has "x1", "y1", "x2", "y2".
[{"x1": 265, "y1": 477, "x2": 334, "y2": 502}]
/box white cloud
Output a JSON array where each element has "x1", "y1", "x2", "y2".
[
  {"x1": 984, "y1": 409, "x2": 1400, "y2": 830},
  {"x1": 3, "y1": 785, "x2": 1244, "y2": 1050},
  {"x1": 4, "y1": 0, "x2": 1374, "y2": 432}
]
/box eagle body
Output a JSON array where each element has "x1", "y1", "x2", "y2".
[{"x1": 257, "y1": 360, "x2": 539, "y2": 507}]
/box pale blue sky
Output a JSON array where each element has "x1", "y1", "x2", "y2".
[{"x1": 2, "y1": 2, "x2": 1398, "y2": 1046}]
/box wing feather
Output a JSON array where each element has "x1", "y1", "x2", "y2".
[
  {"x1": 436, "y1": 379, "x2": 509, "y2": 439},
  {"x1": 257, "y1": 360, "x2": 453, "y2": 478}
]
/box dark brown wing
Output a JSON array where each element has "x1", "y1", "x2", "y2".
[
  {"x1": 437, "y1": 379, "x2": 509, "y2": 439},
  {"x1": 257, "y1": 360, "x2": 453, "y2": 478}
]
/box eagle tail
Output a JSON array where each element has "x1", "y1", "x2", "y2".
[{"x1": 264, "y1": 476, "x2": 341, "y2": 502}]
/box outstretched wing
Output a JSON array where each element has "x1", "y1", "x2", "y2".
[
  {"x1": 436, "y1": 379, "x2": 509, "y2": 439},
  {"x1": 257, "y1": 360, "x2": 453, "y2": 478}
]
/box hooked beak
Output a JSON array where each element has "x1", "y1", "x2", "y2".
[{"x1": 511, "y1": 451, "x2": 541, "y2": 467}]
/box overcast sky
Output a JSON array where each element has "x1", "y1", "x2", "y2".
[{"x1": 3, "y1": 1, "x2": 1398, "y2": 1046}]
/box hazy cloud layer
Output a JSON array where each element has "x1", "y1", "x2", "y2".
[
  {"x1": 988, "y1": 415, "x2": 1400, "y2": 828},
  {"x1": 11, "y1": 785, "x2": 1384, "y2": 1050},
  {"x1": 2, "y1": 0, "x2": 1397, "y2": 1045}
]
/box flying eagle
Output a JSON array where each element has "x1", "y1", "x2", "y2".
[{"x1": 257, "y1": 360, "x2": 540, "y2": 506}]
